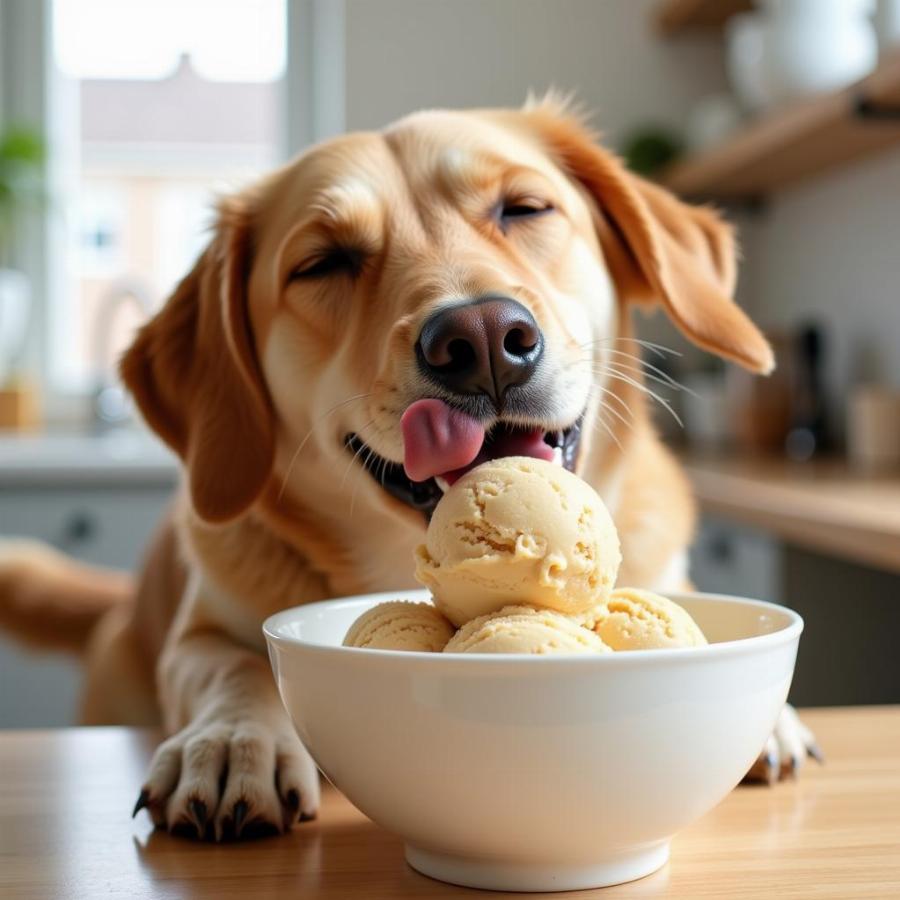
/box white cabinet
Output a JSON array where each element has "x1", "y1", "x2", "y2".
[
  {"x1": 0, "y1": 486, "x2": 172, "y2": 568},
  {"x1": 0, "y1": 479, "x2": 174, "y2": 727},
  {"x1": 690, "y1": 516, "x2": 783, "y2": 604}
]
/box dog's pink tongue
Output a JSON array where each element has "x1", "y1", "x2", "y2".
[{"x1": 401, "y1": 399, "x2": 484, "y2": 482}]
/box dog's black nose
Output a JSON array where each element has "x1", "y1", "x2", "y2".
[{"x1": 416, "y1": 297, "x2": 543, "y2": 403}]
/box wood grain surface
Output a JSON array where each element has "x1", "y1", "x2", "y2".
[{"x1": 1, "y1": 707, "x2": 899, "y2": 898}]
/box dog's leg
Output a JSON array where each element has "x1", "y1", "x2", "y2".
[
  {"x1": 134, "y1": 579, "x2": 318, "y2": 840},
  {"x1": 744, "y1": 704, "x2": 823, "y2": 784}
]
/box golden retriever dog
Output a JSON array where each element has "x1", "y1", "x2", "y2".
[{"x1": 0, "y1": 100, "x2": 816, "y2": 841}]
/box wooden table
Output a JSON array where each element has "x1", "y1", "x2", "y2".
[{"x1": 2, "y1": 707, "x2": 899, "y2": 899}]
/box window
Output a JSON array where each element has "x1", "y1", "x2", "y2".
[{"x1": 49, "y1": 0, "x2": 287, "y2": 393}]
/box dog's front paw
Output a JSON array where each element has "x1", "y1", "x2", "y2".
[
  {"x1": 133, "y1": 721, "x2": 319, "y2": 840},
  {"x1": 744, "y1": 705, "x2": 823, "y2": 784}
]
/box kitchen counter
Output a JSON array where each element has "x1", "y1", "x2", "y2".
[
  {"x1": 683, "y1": 454, "x2": 900, "y2": 575},
  {"x1": 0, "y1": 428, "x2": 178, "y2": 487},
  {"x1": 1, "y1": 707, "x2": 898, "y2": 898}
]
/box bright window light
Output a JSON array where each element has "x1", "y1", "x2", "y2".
[
  {"x1": 48, "y1": 0, "x2": 286, "y2": 392},
  {"x1": 53, "y1": 0, "x2": 286, "y2": 82}
]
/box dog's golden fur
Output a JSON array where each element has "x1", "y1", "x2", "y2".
[{"x1": 0, "y1": 101, "x2": 775, "y2": 837}]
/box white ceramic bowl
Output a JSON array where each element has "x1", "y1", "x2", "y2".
[{"x1": 264, "y1": 590, "x2": 802, "y2": 892}]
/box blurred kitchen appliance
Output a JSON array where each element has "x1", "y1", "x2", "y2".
[
  {"x1": 785, "y1": 323, "x2": 829, "y2": 461},
  {"x1": 726, "y1": 331, "x2": 793, "y2": 452},
  {"x1": 682, "y1": 369, "x2": 730, "y2": 451},
  {"x1": 847, "y1": 385, "x2": 900, "y2": 470}
]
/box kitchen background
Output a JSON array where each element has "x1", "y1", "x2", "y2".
[{"x1": 1, "y1": 0, "x2": 898, "y2": 726}]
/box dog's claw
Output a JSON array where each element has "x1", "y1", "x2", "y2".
[
  {"x1": 132, "y1": 788, "x2": 150, "y2": 818},
  {"x1": 171, "y1": 819, "x2": 203, "y2": 840},
  {"x1": 299, "y1": 810, "x2": 317, "y2": 823},
  {"x1": 232, "y1": 800, "x2": 249, "y2": 838},
  {"x1": 764, "y1": 751, "x2": 779, "y2": 785},
  {"x1": 745, "y1": 706, "x2": 822, "y2": 784},
  {"x1": 188, "y1": 798, "x2": 208, "y2": 836},
  {"x1": 140, "y1": 724, "x2": 319, "y2": 842},
  {"x1": 241, "y1": 819, "x2": 281, "y2": 840}
]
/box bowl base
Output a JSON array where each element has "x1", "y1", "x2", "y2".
[{"x1": 405, "y1": 840, "x2": 670, "y2": 892}]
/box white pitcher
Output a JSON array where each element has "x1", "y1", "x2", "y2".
[
  {"x1": 761, "y1": 0, "x2": 877, "y2": 103},
  {"x1": 727, "y1": 0, "x2": 877, "y2": 111}
]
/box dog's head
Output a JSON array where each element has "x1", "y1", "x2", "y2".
[{"x1": 122, "y1": 100, "x2": 771, "y2": 527}]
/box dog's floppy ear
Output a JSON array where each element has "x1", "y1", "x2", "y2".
[
  {"x1": 526, "y1": 104, "x2": 773, "y2": 374},
  {"x1": 120, "y1": 195, "x2": 275, "y2": 522}
]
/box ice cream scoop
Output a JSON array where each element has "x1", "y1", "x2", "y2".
[
  {"x1": 415, "y1": 456, "x2": 621, "y2": 626},
  {"x1": 444, "y1": 605, "x2": 612, "y2": 655},
  {"x1": 581, "y1": 587, "x2": 707, "y2": 650},
  {"x1": 343, "y1": 600, "x2": 454, "y2": 652}
]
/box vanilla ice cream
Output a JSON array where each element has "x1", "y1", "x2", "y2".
[
  {"x1": 581, "y1": 587, "x2": 707, "y2": 650},
  {"x1": 444, "y1": 605, "x2": 612, "y2": 655},
  {"x1": 415, "y1": 457, "x2": 621, "y2": 626},
  {"x1": 343, "y1": 600, "x2": 455, "y2": 652}
]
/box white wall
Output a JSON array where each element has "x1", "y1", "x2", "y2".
[
  {"x1": 747, "y1": 149, "x2": 900, "y2": 431},
  {"x1": 342, "y1": 0, "x2": 727, "y2": 143}
]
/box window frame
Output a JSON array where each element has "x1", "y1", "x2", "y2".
[{"x1": 0, "y1": 0, "x2": 347, "y2": 421}]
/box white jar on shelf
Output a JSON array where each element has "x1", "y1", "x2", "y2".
[{"x1": 727, "y1": 0, "x2": 878, "y2": 111}]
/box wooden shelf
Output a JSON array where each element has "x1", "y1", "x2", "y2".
[
  {"x1": 660, "y1": 52, "x2": 900, "y2": 200},
  {"x1": 655, "y1": 0, "x2": 753, "y2": 36}
]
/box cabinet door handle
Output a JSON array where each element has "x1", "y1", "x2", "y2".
[
  {"x1": 61, "y1": 512, "x2": 97, "y2": 546},
  {"x1": 708, "y1": 533, "x2": 734, "y2": 564}
]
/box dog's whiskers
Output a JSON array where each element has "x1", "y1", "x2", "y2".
[
  {"x1": 591, "y1": 405, "x2": 624, "y2": 451},
  {"x1": 350, "y1": 444, "x2": 379, "y2": 518},
  {"x1": 593, "y1": 386, "x2": 635, "y2": 431},
  {"x1": 595, "y1": 383, "x2": 636, "y2": 421},
  {"x1": 572, "y1": 342, "x2": 689, "y2": 395},
  {"x1": 560, "y1": 342, "x2": 682, "y2": 391},
  {"x1": 594, "y1": 368, "x2": 683, "y2": 428},
  {"x1": 277, "y1": 392, "x2": 372, "y2": 501},
  {"x1": 578, "y1": 336, "x2": 682, "y2": 360},
  {"x1": 339, "y1": 418, "x2": 378, "y2": 494},
  {"x1": 598, "y1": 349, "x2": 693, "y2": 396},
  {"x1": 591, "y1": 360, "x2": 688, "y2": 397}
]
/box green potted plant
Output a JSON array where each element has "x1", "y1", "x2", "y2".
[{"x1": 0, "y1": 125, "x2": 44, "y2": 426}]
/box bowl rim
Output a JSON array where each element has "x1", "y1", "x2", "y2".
[{"x1": 263, "y1": 589, "x2": 803, "y2": 667}]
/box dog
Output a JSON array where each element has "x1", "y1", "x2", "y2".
[{"x1": 0, "y1": 99, "x2": 817, "y2": 840}]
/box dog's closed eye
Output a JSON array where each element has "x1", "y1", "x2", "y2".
[
  {"x1": 496, "y1": 198, "x2": 554, "y2": 233},
  {"x1": 289, "y1": 246, "x2": 365, "y2": 282}
]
